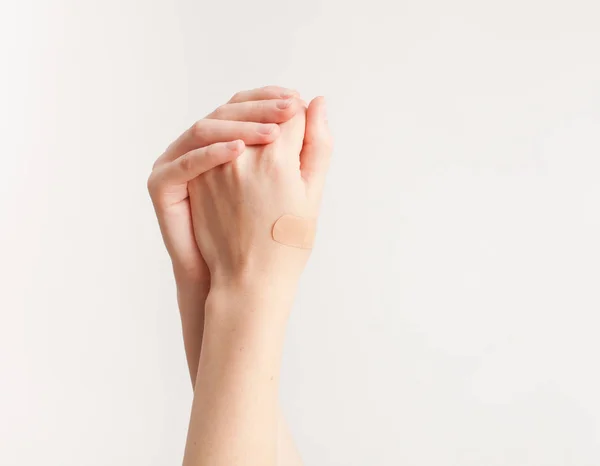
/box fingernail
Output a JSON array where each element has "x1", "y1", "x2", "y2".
[
  {"x1": 226, "y1": 140, "x2": 241, "y2": 151},
  {"x1": 257, "y1": 124, "x2": 276, "y2": 135},
  {"x1": 277, "y1": 98, "x2": 293, "y2": 109}
]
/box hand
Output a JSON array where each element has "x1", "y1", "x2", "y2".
[
  {"x1": 188, "y1": 96, "x2": 333, "y2": 288},
  {"x1": 147, "y1": 86, "x2": 304, "y2": 285}
]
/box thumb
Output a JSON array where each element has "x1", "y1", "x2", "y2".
[{"x1": 300, "y1": 96, "x2": 333, "y2": 196}]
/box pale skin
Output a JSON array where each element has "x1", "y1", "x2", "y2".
[{"x1": 148, "y1": 86, "x2": 332, "y2": 465}]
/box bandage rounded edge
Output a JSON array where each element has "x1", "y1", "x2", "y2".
[{"x1": 271, "y1": 214, "x2": 316, "y2": 249}]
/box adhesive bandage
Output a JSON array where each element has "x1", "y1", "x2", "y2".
[{"x1": 271, "y1": 215, "x2": 316, "y2": 249}]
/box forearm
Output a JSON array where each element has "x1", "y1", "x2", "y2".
[
  {"x1": 150, "y1": 86, "x2": 327, "y2": 466},
  {"x1": 183, "y1": 279, "x2": 295, "y2": 466},
  {"x1": 176, "y1": 276, "x2": 209, "y2": 386},
  {"x1": 177, "y1": 279, "x2": 304, "y2": 466}
]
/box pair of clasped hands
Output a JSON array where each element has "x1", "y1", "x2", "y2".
[
  {"x1": 148, "y1": 85, "x2": 333, "y2": 377},
  {"x1": 149, "y1": 85, "x2": 332, "y2": 286},
  {"x1": 149, "y1": 84, "x2": 332, "y2": 293},
  {"x1": 148, "y1": 86, "x2": 332, "y2": 465}
]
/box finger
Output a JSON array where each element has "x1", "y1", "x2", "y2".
[
  {"x1": 156, "y1": 120, "x2": 279, "y2": 166},
  {"x1": 228, "y1": 85, "x2": 299, "y2": 104},
  {"x1": 150, "y1": 140, "x2": 244, "y2": 189},
  {"x1": 206, "y1": 97, "x2": 302, "y2": 123},
  {"x1": 300, "y1": 96, "x2": 333, "y2": 195}
]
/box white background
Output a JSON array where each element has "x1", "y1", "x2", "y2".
[{"x1": 1, "y1": 1, "x2": 600, "y2": 465}]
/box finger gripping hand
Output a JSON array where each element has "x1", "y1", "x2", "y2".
[{"x1": 188, "y1": 96, "x2": 332, "y2": 284}]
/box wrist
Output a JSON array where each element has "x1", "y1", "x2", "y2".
[
  {"x1": 202, "y1": 288, "x2": 290, "y2": 367},
  {"x1": 175, "y1": 276, "x2": 210, "y2": 316},
  {"x1": 173, "y1": 262, "x2": 209, "y2": 287},
  {"x1": 205, "y1": 275, "x2": 297, "y2": 326},
  {"x1": 209, "y1": 257, "x2": 303, "y2": 292}
]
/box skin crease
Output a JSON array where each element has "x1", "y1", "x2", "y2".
[{"x1": 148, "y1": 86, "x2": 332, "y2": 466}]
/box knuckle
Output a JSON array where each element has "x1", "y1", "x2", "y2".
[
  {"x1": 146, "y1": 174, "x2": 154, "y2": 193},
  {"x1": 208, "y1": 104, "x2": 226, "y2": 120},
  {"x1": 191, "y1": 120, "x2": 209, "y2": 140},
  {"x1": 202, "y1": 145, "x2": 215, "y2": 162},
  {"x1": 229, "y1": 91, "x2": 242, "y2": 103},
  {"x1": 247, "y1": 101, "x2": 268, "y2": 121},
  {"x1": 146, "y1": 172, "x2": 159, "y2": 196},
  {"x1": 264, "y1": 156, "x2": 285, "y2": 178},
  {"x1": 179, "y1": 153, "x2": 194, "y2": 173},
  {"x1": 252, "y1": 100, "x2": 267, "y2": 111},
  {"x1": 206, "y1": 144, "x2": 225, "y2": 163}
]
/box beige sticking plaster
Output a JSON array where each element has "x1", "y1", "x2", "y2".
[{"x1": 271, "y1": 215, "x2": 316, "y2": 249}]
